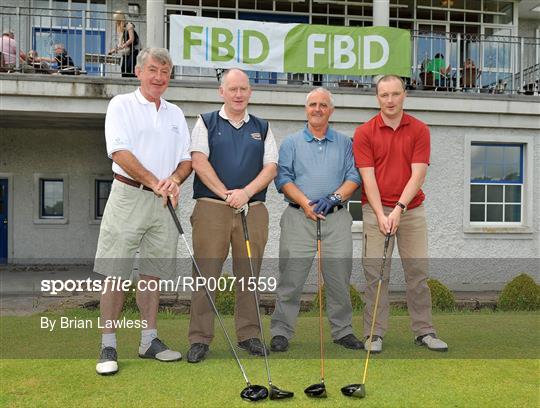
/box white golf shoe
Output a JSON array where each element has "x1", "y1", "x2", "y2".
[
  {"x1": 364, "y1": 335, "x2": 383, "y2": 353},
  {"x1": 415, "y1": 333, "x2": 448, "y2": 352},
  {"x1": 96, "y1": 346, "x2": 118, "y2": 375}
]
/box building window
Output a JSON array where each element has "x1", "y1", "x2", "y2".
[
  {"x1": 34, "y1": 174, "x2": 69, "y2": 224},
  {"x1": 470, "y1": 143, "x2": 522, "y2": 224},
  {"x1": 40, "y1": 179, "x2": 64, "y2": 218},
  {"x1": 95, "y1": 179, "x2": 112, "y2": 219}
]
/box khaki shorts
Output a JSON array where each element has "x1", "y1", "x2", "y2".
[{"x1": 94, "y1": 179, "x2": 179, "y2": 280}]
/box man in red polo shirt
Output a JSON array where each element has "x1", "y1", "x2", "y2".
[{"x1": 353, "y1": 74, "x2": 448, "y2": 353}]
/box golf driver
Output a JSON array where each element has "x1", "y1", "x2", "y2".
[
  {"x1": 239, "y1": 209, "x2": 294, "y2": 400},
  {"x1": 304, "y1": 218, "x2": 327, "y2": 398},
  {"x1": 166, "y1": 200, "x2": 268, "y2": 402},
  {"x1": 341, "y1": 233, "x2": 392, "y2": 399}
]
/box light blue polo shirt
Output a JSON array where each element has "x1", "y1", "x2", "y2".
[{"x1": 275, "y1": 124, "x2": 361, "y2": 202}]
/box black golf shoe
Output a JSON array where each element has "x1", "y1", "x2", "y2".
[
  {"x1": 333, "y1": 334, "x2": 364, "y2": 350},
  {"x1": 96, "y1": 346, "x2": 118, "y2": 375},
  {"x1": 187, "y1": 343, "x2": 209, "y2": 363},
  {"x1": 238, "y1": 338, "x2": 269, "y2": 356},
  {"x1": 270, "y1": 335, "x2": 289, "y2": 352}
]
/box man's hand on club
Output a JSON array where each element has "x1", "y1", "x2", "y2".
[
  {"x1": 387, "y1": 207, "x2": 402, "y2": 235},
  {"x1": 376, "y1": 214, "x2": 392, "y2": 236},
  {"x1": 309, "y1": 194, "x2": 341, "y2": 217},
  {"x1": 301, "y1": 201, "x2": 324, "y2": 221},
  {"x1": 155, "y1": 177, "x2": 180, "y2": 208},
  {"x1": 225, "y1": 188, "x2": 250, "y2": 209}
]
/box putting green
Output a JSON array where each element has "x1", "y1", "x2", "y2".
[{"x1": 1, "y1": 312, "x2": 538, "y2": 406}]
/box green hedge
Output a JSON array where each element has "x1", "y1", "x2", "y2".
[
  {"x1": 498, "y1": 273, "x2": 540, "y2": 311},
  {"x1": 428, "y1": 279, "x2": 455, "y2": 311}
]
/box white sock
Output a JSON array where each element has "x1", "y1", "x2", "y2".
[
  {"x1": 140, "y1": 329, "x2": 157, "y2": 350},
  {"x1": 102, "y1": 333, "x2": 116, "y2": 350}
]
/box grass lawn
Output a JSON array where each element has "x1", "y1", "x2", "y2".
[{"x1": 1, "y1": 310, "x2": 539, "y2": 407}]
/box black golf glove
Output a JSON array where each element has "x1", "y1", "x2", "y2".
[{"x1": 309, "y1": 194, "x2": 341, "y2": 216}]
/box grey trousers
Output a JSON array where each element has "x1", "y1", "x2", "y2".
[{"x1": 271, "y1": 205, "x2": 355, "y2": 341}]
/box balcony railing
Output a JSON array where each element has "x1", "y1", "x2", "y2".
[{"x1": 1, "y1": 6, "x2": 538, "y2": 96}]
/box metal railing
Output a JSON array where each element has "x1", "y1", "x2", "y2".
[
  {"x1": 1, "y1": 6, "x2": 538, "y2": 95},
  {"x1": 0, "y1": 6, "x2": 146, "y2": 77}
]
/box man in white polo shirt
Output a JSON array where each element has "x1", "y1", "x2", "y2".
[{"x1": 94, "y1": 48, "x2": 192, "y2": 375}]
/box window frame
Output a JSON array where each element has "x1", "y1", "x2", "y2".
[
  {"x1": 463, "y1": 135, "x2": 534, "y2": 235},
  {"x1": 33, "y1": 173, "x2": 69, "y2": 225},
  {"x1": 89, "y1": 175, "x2": 113, "y2": 224}
]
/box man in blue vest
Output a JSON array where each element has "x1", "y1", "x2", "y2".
[{"x1": 187, "y1": 68, "x2": 278, "y2": 363}]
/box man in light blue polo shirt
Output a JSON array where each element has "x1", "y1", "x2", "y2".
[{"x1": 270, "y1": 87, "x2": 363, "y2": 352}]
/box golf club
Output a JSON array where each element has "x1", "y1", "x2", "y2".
[
  {"x1": 304, "y1": 218, "x2": 327, "y2": 398},
  {"x1": 341, "y1": 233, "x2": 392, "y2": 399},
  {"x1": 239, "y1": 209, "x2": 294, "y2": 400},
  {"x1": 166, "y1": 200, "x2": 268, "y2": 402}
]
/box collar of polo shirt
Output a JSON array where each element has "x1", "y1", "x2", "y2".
[
  {"x1": 302, "y1": 123, "x2": 335, "y2": 142},
  {"x1": 135, "y1": 88, "x2": 168, "y2": 109}
]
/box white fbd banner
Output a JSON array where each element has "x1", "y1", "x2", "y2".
[{"x1": 169, "y1": 15, "x2": 411, "y2": 76}]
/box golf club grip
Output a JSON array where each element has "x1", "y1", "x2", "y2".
[
  {"x1": 166, "y1": 200, "x2": 184, "y2": 234},
  {"x1": 240, "y1": 211, "x2": 249, "y2": 242},
  {"x1": 316, "y1": 219, "x2": 321, "y2": 241},
  {"x1": 383, "y1": 234, "x2": 391, "y2": 252}
]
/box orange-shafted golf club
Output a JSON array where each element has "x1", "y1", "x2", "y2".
[{"x1": 304, "y1": 218, "x2": 327, "y2": 398}]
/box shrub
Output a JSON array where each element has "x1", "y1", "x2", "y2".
[
  {"x1": 215, "y1": 274, "x2": 236, "y2": 315},
  {"x1": 428, "y1": 279, "x2": 455, "y2": 311},
  {"x1": 498, "y1": 273, "x2": 540, "y2": 311},
  {"x1": 312, "y1": 285, "x2": 364, "y2": 312}
]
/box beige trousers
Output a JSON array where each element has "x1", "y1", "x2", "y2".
[
  {"x1": 188, "y1": 200, "x2": 269, "y2": 345},
  {"x1": 362, "y1": 204, "x2": 435, "y2": 338}
]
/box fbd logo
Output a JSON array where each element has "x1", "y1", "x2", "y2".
[{"x1": 183, "y1": 26, "x2": 269, "y2": 64}]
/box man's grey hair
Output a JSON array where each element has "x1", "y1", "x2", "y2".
[
  {"x1": 220, "y1": 68, "x2": 250, "y2": 86},
  {"x1": 305, "y1": 87, "x2": 335, "y2": 108},
  {"x1": 136, "y1": 48, "x2": 173, "y2": 71},
  {"x1": 375, "y1": 75, "x2": 406, "y2": 94},
  {"x1": 54, "y1": 43, "x2": 65, "y2": 50}
]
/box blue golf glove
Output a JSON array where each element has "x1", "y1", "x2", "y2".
[{"x1": 309, "y1": 194, "x2": 341, "y2": 216}]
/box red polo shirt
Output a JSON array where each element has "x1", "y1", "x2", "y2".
[{"x1": 353, "y1": 112, "x2": 430, "y2": 209}]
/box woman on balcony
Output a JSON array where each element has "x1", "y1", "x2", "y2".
[{"x1": 111, "y1": 11, "x2": 140, "y2": 78}]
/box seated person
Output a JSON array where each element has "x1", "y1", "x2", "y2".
[
  {"x1": 27, "y1": 50, "x2": 52, "y2": 72},
  {"x1": 426, "y1": 53, "x2": 451, "y2": 87},
  {"x1": 37, "y1": 43, "x2": 75, "y2": 69},
  {"x1": 462, "y1": 58, "x2": 479, "y2": 88},
  {"x1": 1, "y1": 29, "x2": 27, "y2": 66}
]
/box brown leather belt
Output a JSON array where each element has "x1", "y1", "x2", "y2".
[{"x1": 113, "y1": 173, "x2": 152, "y2": 191}]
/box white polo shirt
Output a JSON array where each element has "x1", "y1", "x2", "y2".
[{"x1": 105, "y1": 88, "x2": 191, "y2": 180}]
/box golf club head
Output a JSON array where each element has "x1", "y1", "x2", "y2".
[
  {"x1": 240, "y1": 384, "x2": 269, "y2": 402},
  {"x1": 269, "y1": 384, "x2": 294, "y2": 400},
  {"x1": 341, "y1": 383, "x2": 366, "y2": 398},
  {"x1": 304, "y1": 383, "x2": 327, "y2": 398}
]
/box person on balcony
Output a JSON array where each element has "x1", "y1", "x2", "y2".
[
  {"x1": 1, "y1": 29, "x2": 27, "y2": 67},
  {"x1": 111, "y1": 11, "x2": 140, "y2": 78},
  {"x1": 35, "y1": 44, "x2": 75, "y2": 70},
  {"x1": 426, "y1": 53, "x2": 451, "y2": 88}
]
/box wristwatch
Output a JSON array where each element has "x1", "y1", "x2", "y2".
[
  {"x1": 332, "y1": 193, "x2": 342, "y2": 203},
  {"x1": 395, "y1": 201, "x2": 407, "y2": 214}
]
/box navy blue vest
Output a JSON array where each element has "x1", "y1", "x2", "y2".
[{"x1": 193, "y1": 111, "x2": 269, "y2": 202}]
